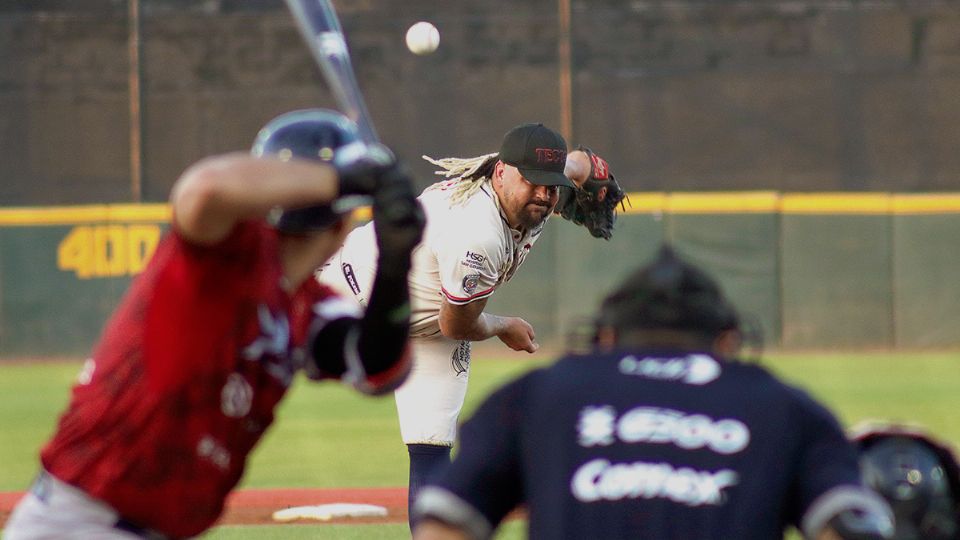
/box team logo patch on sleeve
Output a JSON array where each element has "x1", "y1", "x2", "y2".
[{"x1": 462, "y1": 273, "x2": 480, "y2": 295}]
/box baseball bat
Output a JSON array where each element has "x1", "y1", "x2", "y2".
[{"x1": 284, "y1": 0, "x2": 380, "y2": 144}]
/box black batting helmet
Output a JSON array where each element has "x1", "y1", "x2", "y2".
[
  {"x1": 251, "y1": 108, "x2": 366, "y2": 233},
  {"x1": 597, "y1": 245, "x2": 740, "y2": 338},
  {"x1": 852, "y1": 423, "x2": 960, "y2": 540}
]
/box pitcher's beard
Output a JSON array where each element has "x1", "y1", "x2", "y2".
[{"x1": 517, "y1": 202, "x2": 553, "y2": 230}]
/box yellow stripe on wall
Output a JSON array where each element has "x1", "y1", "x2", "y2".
[
  {"x1": 0, "y1": 204, "x2": 171, "y2": 226},
  {"x1": 665, "y1": 191, "x2": 780, "y2": 214},
  {"x1": 1, "y1": 193, "x2": 960, "y2": 226},
  {"x1": 620, "y1": 192, "x2": 668, "y2": 213},
  {"x1": 891, "y1": 193, "x2": 960, "y2": 214},
  {"x1": 780, "y1": 193, "x2": 892, "y2": 215}
]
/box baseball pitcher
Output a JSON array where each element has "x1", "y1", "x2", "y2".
[{"x1": 316, "y1": 122, "x2": 626, "y2": 526}]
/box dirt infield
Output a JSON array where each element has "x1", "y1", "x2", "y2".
[{"x1": 0, "y1": 486, "x2": 409, "y2": 528}]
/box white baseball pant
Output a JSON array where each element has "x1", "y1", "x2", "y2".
[
  {"x1": 317, "y1": 254, "x2": 470, "y2": 446},
  {"x1": 3, "y1": 470, "x2": 167, "y2": 539}
]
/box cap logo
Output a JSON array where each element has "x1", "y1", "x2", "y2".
[
  {"x1": 535, "y1": 148, "x2": 566, "y2": 165},
  {"x1": 498, "y1": 123, "x2": 574, "y2": 188}
]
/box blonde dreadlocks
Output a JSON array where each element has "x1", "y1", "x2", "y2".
[{"x1": 422, "y1": 152, "x2": 499, "y2": 207}]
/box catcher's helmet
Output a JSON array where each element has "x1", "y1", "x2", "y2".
[
  {"x1": 597, "y1": 245, "x2": 740, "y2": 338},
  {"x1": 251, "y1": 108, "x2": 365, "y2": 233},
  {"x1": 853, "y1": 425, "x2": 960, "y2": 540}
]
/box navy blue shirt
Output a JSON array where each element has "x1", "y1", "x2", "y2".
[{"x1": 416, "y1": 349, "x2": 870, "y2": 539}]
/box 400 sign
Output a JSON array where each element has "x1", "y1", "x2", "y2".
[{"x1": 57, "y1": 225, "x2": 162, "y2": 279}]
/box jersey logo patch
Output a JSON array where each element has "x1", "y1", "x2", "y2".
[
  {"x1": 618, "y1": 354, "x2": 721, "y2": 385},
  {"x1": 451, "y1": 340, "x2": 471, "y2": 376},
  {"x1": 462, "y1": 273, "x2": 480, "y2": 295},
  {"x1": 76, "y1": 358, "x2": 96, "y2": 385},
  {"x1": 577, "y1": 405, "x2": 750, "y2": 454},
  {"x1": 466, "y1": 251, "x2": 486, "y2": 263},
  {"x1": 221, "y1": 373, "x2": 253, "y2": 418},
  {"x1": 342, "y1": 263, "x2": 361, "y2": 296},
  {"x1": 460, "y1": 251, "x2": 486, "y2": 270},
  {"x1": 578, "y1": 406, "x2": 617, "y2": 447},
  {"x1": 242, "y1": 305, "x2": 296, "y2": 386},
  {"x1": 571, "y1": 458, "x2": 739, "y2": 506},
  {"x1": 197, "y1": 435, "x2": 232, "y2": 471},
  {"x1": 243, "y1": 305, "x2": 290, "y2": 361}
]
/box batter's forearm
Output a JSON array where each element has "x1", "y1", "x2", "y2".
[{"x1": 171, "y1": 154, "x2": 339, "y2": 244}]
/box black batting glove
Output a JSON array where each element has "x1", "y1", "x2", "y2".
[
  {"x1": 373, "y1": 163, "x2": 425, "y2": 271},
  {"x1": 333, "y1": 141, "x2": 396, "y2": 196}
]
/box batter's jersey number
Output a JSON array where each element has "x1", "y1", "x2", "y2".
[{"x1": 57, "y1": 224, "x2": 162, "y2": 279}]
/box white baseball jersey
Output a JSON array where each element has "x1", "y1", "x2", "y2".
[{"x1": 317, "y1": 177, "x2": 545, "y2": 445}]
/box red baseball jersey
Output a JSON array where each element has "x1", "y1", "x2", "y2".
[{"x1": 41, "y1": 221, "x2": 350, "y2": 538}]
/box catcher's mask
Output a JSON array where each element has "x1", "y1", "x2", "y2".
[
  {"x1": 596, "y1": 245, "x2": 741, "y2": 341},
  {"x1": 251, "y1": 109, "x2": 366, "y2": 233},
  {"x1": 852, "y1": 424, "x2": 960, "y2": 540}
]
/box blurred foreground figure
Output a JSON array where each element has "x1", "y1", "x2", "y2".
[
  {"x1": 852, "y1": 422, "x2": 960, "y2": 540},
  {"x1": 413, "y1": 246, "x2": 894, "y2": 540},
  {"x1": 3, "y1": 109, "x2": 424, "y2": 540}
]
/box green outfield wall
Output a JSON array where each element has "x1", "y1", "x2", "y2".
[
  {"x1": 1, "y1": 194, "x2": 958, "y2": 357},
  {"x1": 0, "y1": 205, "x2": 170, "y2": 356},
  {"x1": 481, "y1": 192, "x2": 960, "y2": 350}
]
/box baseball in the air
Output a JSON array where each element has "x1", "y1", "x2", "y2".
[{"x1": 405, "y1": 21, "x2": 440, "y2": 55}]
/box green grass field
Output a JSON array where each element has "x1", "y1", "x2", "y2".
[{"x1": 2, "y1": 350, "x2": 958, "y2": 539}]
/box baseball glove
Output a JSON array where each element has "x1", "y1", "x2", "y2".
[{"x1": 555, "y1": 147, "x2": 628, "y2": 240}]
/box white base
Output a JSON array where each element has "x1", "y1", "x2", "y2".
[{"x1": 271, "y1": 503, "x2": 389, "y2": 522}]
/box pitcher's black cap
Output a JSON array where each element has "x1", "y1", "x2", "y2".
[{"x1": 498, "y1": 123, "x2": 574, "y2": 188}]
